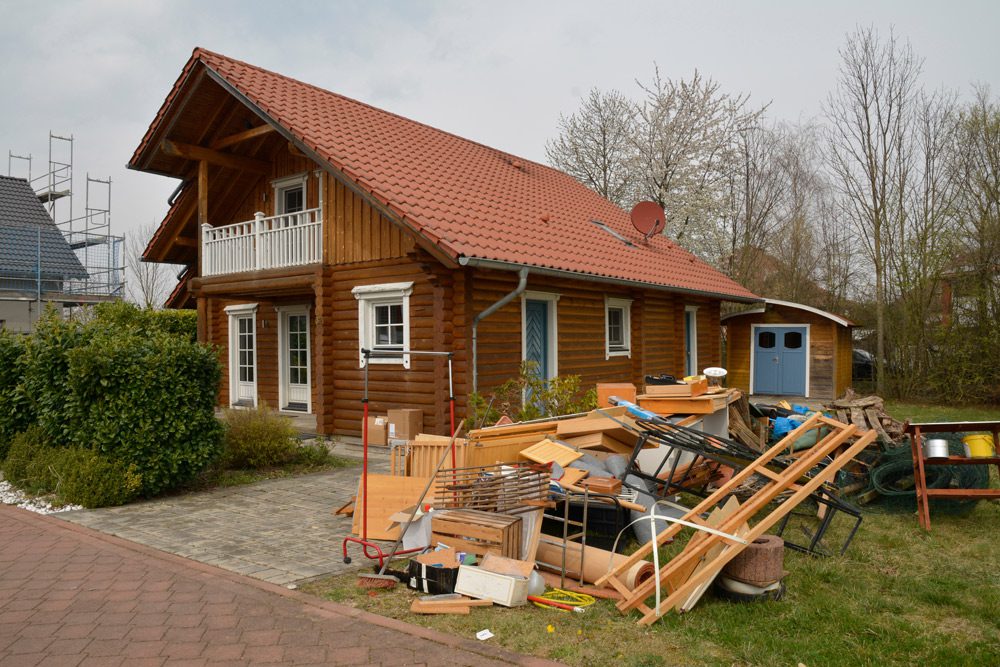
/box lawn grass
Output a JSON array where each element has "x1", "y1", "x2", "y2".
[
  {"x1": 305, "y1": 498, "x2": 999, "y2": 666},
  {"x1": 884, "y1": 400, "x2": 999, "y2": 424},
  {"x1": 180, "y1": 454, "x2": 358, "y2": 492}
]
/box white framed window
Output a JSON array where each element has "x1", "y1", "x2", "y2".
[
  {"x1": 605, "y1": 296, "x2": 632, "y2": 359},
  {"x1": 352, "y1": 282, "x2": 413, "y2": 368},
  {"x1": 272, "y1": 173, "x2": 308, "y2": 215}
]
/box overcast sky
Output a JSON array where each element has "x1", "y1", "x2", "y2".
[{"x1": 1, "y1": 0, "x2": 998, "y2": 247}]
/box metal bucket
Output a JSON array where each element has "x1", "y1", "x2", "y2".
[{"x1": 923, "y1": 438, "x2": 950, "y2": 460}]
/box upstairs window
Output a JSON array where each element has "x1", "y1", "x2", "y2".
[
  {"x1": 605, "y1": 297, "x2": 632, "y2": 359},
  {"x1": 272, "y1": 174, "x2": 308, "y2": 215}
]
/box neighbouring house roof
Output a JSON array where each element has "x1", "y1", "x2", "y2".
[
  {"x1": 720, "y1": 298, "x2": 855, "y2": 328},
  {"x1": 131, "y1": 48, "x2": 759, "y2": 302},
  {"x1": 0, "y1": 175, "x2": 88, "y2": 281}
]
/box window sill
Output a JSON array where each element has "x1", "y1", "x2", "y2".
[{"x1": 606, "y1": 349, "x2": 631, "y2": 359}]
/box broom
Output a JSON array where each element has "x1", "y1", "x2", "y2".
[{"x1": 357, "y1": 420, "x2": 465, "y2": 589}]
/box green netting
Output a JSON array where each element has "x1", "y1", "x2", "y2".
[{"x1": 840, "y1": 433, "x2": 990, "y2": 515}]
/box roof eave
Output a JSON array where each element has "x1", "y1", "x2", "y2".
[{"x1": 457, "y1": 256, "x2": 761, "y2": 303}]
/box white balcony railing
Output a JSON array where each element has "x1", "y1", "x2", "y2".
[{"x1": 202, "y1": 208, "x2": 322, "y2": 277}]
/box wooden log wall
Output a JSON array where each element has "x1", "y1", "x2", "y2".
[{"x1": 469, "y1": 269, "x2": 722, "y2": 401}]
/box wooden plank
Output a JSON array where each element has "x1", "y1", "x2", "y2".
[
  {"x1": 865, "y1": 409, "x2": 892, "y2": 442},
  {"x1": 850, "y1": 407, "x2": 869, "y2": 432},
  {"x1": 480, "y1": 554, "x2": 534, "y2": 578},
  {"x1": 557, "y1": 468, "x2": 588, "y2": 487},
  {"x1": 519, "y1": 439, "x2": 583, "y2": 467},
  {"x1": 409, "y1": 600, "x2": 471, "y2": 615},
  {"x1": 351, "y1": 475, "x2": 433, "y2": 541},
  {"x1": 161, "y1": 139, "x2": 269, "y2": 174}
]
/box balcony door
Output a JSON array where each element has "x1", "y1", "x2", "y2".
[{"x1": 278, "y1": 307, "x2": 311, "y2": 413}]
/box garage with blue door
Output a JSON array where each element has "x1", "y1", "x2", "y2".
[{"x1": 722, "y1": 299, "x2": 856, "y2": 400}]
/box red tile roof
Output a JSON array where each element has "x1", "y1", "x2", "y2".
[{"x1": 133, "y1": 48, "x2": 758, "y2": 302}]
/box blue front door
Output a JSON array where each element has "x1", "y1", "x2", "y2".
[
  {"x1": 753, "y1": 326, "x2": 807, "y2": 396},
  {"x1": 524, "y1": 300, "x2": 550, "y2": 380}
]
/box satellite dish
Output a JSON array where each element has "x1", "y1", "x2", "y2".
[{"x1": 629, "y1": 201, "x2": 665, "y2": 238}]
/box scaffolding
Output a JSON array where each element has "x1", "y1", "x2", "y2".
[{"x1": 3, "y1": 133, "x2": 124, "y2": 305}]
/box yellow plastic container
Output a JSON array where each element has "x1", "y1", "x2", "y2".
[{"x1": 961, "y1": 434, "x2": 995, "y2": 457}]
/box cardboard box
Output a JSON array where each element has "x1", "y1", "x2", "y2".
[
  {"x1": 366, "y1": 415, "x2": 388, "y2": 446},
  {"x1": 454, "y1": 564, "x2": 528, "y2": 607},
  {"x1": 388, "y1": 408, "x2": 424, "y2": 441}
]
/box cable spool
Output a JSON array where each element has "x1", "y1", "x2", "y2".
[{"x1": 722, "y1": 534, "x2": 785, "y2": 587}]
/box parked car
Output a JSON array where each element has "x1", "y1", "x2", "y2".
[{"x1": 852, "y1": 349, "x2": 874, "y2": 381}]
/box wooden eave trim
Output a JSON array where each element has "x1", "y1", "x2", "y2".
[
  {"x1": 161, "y1": 139, "x2": 269, "y2": 174},
  {"x1": 200, "y1": 67, "x2": 460, "y2": 272},
  {"x1": 131, "y1": 66, "x2": 208, "y2": 172},
  {"x1": 210, "y1": 124, "x2": 275, "y2": 150}
]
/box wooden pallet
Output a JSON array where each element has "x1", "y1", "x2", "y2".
[{"x1": 596, "y1": 413, "x2": 877, "y2": 624}]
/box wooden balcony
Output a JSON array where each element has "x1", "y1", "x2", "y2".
[{"x1": 202, "y1": 208, "x2": 322, "y2": 276}]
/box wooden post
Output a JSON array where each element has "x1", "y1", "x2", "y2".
[
  {"x1": 198, "y1": 160, "x2": 208, "y2": 275},
  {"x1": 254, "y1": 211, "x2": 265, "y2": 271}
]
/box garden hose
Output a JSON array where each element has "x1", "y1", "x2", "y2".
[{"x1": 530, "y1": 589, "x2": 596, "y2": 612}]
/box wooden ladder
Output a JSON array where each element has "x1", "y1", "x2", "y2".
[{"x1": 596, "y1": 413, "x2": 877, "y2": 624}]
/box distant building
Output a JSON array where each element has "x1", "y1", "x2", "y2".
[{"x1": 0, "y1": 175, "x2": 89, "y2": 331}]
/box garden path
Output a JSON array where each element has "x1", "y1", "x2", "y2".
[{"x1": 57, "y1": 442, "x2": 389, "y2": 586}]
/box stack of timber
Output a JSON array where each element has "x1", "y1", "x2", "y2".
[
  {"x1": 596, "y1": 413, "x2": 877, "y2": 624},
  {"x1": 825, "y1": 390, "x2": 905, "y2": 444},
  {"x1": 728, "y1": 393, "x2": 768, "y2": 453}
]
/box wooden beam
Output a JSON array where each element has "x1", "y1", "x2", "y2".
[
  {"x1": 210, "y1": 124, "x2": 275, "y2": 151},
  {"x1": 161, "y1": 139, "x2": 269, "y2": 174},
  {"x1": 287, "y1": 141, "x2": 308, "y2": 158},
  {"x1": 198, "y1": 160, "x2": 208, "y2": 275}
]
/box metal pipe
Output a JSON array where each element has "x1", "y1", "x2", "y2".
[{"x1": 470, "y1": 266, "x2": 529, "y2": 394}]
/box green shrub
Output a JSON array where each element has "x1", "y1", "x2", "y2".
[
  {"x1": 56, "y1": 449, "x2": 142, "y2": 508},
  {"x1": 221, "y1": 405, "x2": 300, "y2": 469},
  {"x1": 1, "y1": 427, "x2": 141, "y2": 507},
  {"x1": 18, "y1": 310, "x2": 87, "y2": 445},
  {"x1": 66, "y1": 328, "x2": 223, "y2": 496},
  {"x1": 91, "y1": 301, "x2": 198, "y2": 341},
  {"x1": 2, "y1": 426, "x2": 56, "y2": 494},
  {"x1": 0, "y1": 331, "x2": 32, "y2": 458},
  {"x1": 468, "y1": 361, "x2": 598, "y2": 426},
  {"x1": 293, "y1": 439, "x2": 336, "y2": 467}
]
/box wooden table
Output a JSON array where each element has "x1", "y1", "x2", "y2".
[{"x1": 905, "y1": 421, "x2": 1000, "y2": 531}]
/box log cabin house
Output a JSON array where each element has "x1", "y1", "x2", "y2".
[{"x1": 131, "y1": 48, "x2": 759, "y2": 437}]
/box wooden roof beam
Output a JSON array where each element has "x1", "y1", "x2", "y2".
[
  {"x1": 210, "y1": 124, "x2": 276, "y2": 151},
  {"x1": 160, "y1": 139, "x2": 269, "y2": 174}
]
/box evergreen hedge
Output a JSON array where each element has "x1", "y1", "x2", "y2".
[{"x1": 0, "y1": 304, "x2": 222, "y2": 501}]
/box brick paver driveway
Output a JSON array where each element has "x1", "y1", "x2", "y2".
[
  {"x1": 0, "y1": 504, "x2": 558, "y2": 666},
  {"x1": 58, "y1": 461, "x2": 379, "y2": 586}
]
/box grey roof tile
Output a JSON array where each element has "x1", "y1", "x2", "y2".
[{"x1": 0, "y1": 175, "x2": 88, "y2": 279}]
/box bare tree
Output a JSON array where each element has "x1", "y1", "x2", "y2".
[
  {"x1": 718, "y1": 123, "x2": 786, "y2": 288},
  {"x1": 632, "y1": 67, "x2": 767, "y2": 257},
  {"x1": 951, "y1": 86, "x2": 1000, "y2": 325},
  {"x1": 825, "y1": 26, "x2": 922, "y2": 393},
  {"x1": 125, "y1": 222, "x2": 174, "y2": 308},
  {"x1": 546, "y1": 88, "x2": 637, "y2": 207}
]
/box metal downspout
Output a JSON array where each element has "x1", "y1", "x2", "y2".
[{"x1": 471, "y1": 267, "x2": 529, "y2": 394}]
